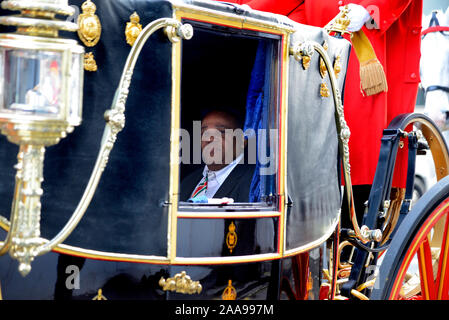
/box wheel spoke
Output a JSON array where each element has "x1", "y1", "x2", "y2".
[
  {"x1": 385, "y1": 200, "x2": 449, "y2": 300},
  {"x1": 436, "y1": 214, "x2": 449, "y2": 299},
  {"x1": 418, "y1": 237, "x2": 437, "y2": 299}
]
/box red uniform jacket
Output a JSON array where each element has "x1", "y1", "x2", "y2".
[{"x1": 220, "y1": 0, "x2": 422, "y2": 187}]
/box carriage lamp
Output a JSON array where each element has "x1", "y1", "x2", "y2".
[{"x1": 0, "y1": 0, "x2": 83, "y2": 276}]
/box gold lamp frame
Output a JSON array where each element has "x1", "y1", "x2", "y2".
[{"x1": 0, "y1": 0, "x2": 84, "y2": 276}]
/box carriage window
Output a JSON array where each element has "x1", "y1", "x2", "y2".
[{"x1": 178, "y1": 22, "x2": 281, "y2": 210}]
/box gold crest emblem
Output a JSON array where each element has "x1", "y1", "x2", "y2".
[
  {"x1": 125, "y1": 12, "x2": 142, "y2": 47},
  {"x1": 226, "y1": 221, "x2": 237, "y2": 253},
  {"x1": 77, "y1": 0, "x2": 101, "y2": 47},
  {"x1": 84, "y1": 52, "x2": 98, "y2": 72},
  {"x1": 334, "y1": 55, "x2": 342, "y2": 79},
  {"x1": 320, "y1": 82, "x2": 330, "y2": 98},
  {"x1": 222, "y1": 280, "x2": 237, "y2": 300}
]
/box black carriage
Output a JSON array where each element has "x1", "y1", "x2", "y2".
[{"x1": 0, "y1": 0, "x2": 448, "y2": 301}]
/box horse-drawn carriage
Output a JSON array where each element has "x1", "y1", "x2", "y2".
[{"x1": 0, "y1": 0, "x2": 448, "y2": 301}]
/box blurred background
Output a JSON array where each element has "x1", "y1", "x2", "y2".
[
  {"x1": 413, "y1": 0, "x2": 449, "y2": 202},
  {"x1": 424, "y1": 0, "x2": 448, "y2": 14},
  {"x1": 416, "y1": 0, "x2": 449, "y2": 109}
]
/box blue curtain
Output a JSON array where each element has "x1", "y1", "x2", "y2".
[{"x1": 244, "y1": 40, "x2": 273, "y2": 203}]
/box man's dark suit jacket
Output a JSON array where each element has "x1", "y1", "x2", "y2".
[
  {"x1": 180, "y1": 163, "x2": 256, "y2": 202},
  {"x1": 179, "y1": 161, "x2": 257, "y2": 263},
  {"x1": 178, "y1": 161, "x2": 259, "y2": 287}
]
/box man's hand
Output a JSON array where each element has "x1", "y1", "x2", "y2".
[{"x1": 341, "y1": 3, "x2": 371, "y2": 32}]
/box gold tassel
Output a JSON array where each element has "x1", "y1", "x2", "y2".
[
  {"x1": 351, "y1": 30, "x2": 388, "y2": 96},
  {"x1": 359, "y1": 58, "x2": 388, "y2": 96}
]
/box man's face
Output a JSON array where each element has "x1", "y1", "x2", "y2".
[{"x1": 201, "y1": 111, "x2": 243, "y2": 171}]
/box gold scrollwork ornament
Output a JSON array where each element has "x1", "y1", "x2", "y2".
[
  {"x1": 77, "y1": 0, "x2": 101, "y2": 47},
  {"x1": 84, "y1": 52, "x2": 97, "y2": 72},
  {"x1": 226, "y1": 221, "x2": 237, "y2": 253},
  {"x1": 125, "y1": 12, "x2": 142, "y2": 46},
  {"x1": 159, "y1": 271, "x2": 202, "y2": 295}
]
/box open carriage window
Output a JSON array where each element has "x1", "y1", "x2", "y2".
[{"x1": 178, "y1": 21, "x2": 281, "y2": 210}]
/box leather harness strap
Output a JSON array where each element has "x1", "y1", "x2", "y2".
[{"x1": 399, "y1": 133, "x2": 418, "y2": 215}]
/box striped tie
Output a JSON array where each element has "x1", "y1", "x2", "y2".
[{"x1": 191, "y1": 174, "x2": 208, "y2": 198}]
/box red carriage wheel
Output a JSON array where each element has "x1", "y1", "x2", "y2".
[
  {"x1": 339, "y1": 114, "x2": 449, "y2": 300},
  {"x1": 372, "y1": 175, "x2": 449, "y2": 300}
]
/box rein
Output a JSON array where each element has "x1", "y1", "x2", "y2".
[{"x1": 426, "y1": 85, "x2": 449, "y2": 94}]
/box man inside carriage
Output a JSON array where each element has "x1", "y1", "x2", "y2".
[{"x1": 180, "y1": 107, "x2": 256, "y2": 203}]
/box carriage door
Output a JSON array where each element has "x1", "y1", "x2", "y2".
[{"x1": 172, "y1": 8, "x2": 291, "y2": 266}]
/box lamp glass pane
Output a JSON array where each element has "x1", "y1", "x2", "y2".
[
  {"x1": 68, "y1": 51, "x2": 82, "y2": 125},
  {"x1": 2, "y1": 49, "x2": 63, "y2": 117}
]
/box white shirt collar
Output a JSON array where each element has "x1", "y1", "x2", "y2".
[{"x1": 201, "y1": 152, "x2": 244, "y2": 198}]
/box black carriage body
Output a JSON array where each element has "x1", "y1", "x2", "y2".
[{"x1": 0, "y1": 0, "x2": 350, "y2": 300}]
